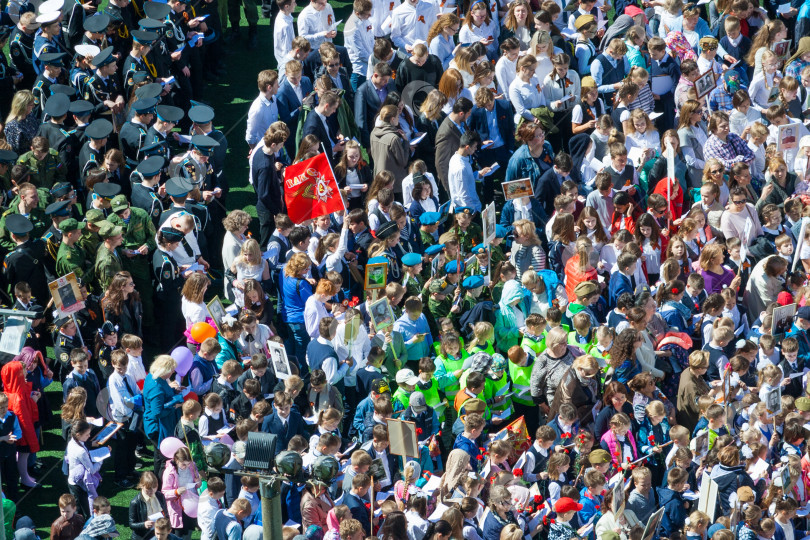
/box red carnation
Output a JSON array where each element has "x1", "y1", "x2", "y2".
[
  {"x1": 477, "y1": 454, "x2": 483, "y2": 461},
  {"x1": 365, "y1": 503, "x2": 371, "y2": 510},
  {"x1": 513, "y1": 468, "x2": 524, "y2": 477},
  {"x1": 416, "y1": 428, "x2": 423, "y2": 435},
  {"x1": 534, "y1": 495, "x2": 542, "y2": 503},
  {"x1": 550, "y1": 519, "x2": 556, "y2": 525},
  {"x1": 613, "y1": 451, "x2": 620, "y2": 456},
  {"x1": 626, "y1": 456, "x2": 631, "y2": 462},
  {"x1": 561, "y1": 432, "x2": 571, "y2": 439},
  {"x1": 648, "y1": 435, "x2": 656, "y2": 443},
  {"x1": 595, "y1": 505, "x2": 601, "y2": 510},
  {"x1": 617, "y1": 466, "x2": 623, "y2": 472},
  {"x1": 479, "y1": 447, "x2": 486, "y2": 453}
]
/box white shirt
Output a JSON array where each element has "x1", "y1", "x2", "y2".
[
  {"x1": 245, "y1": 93, "x2": 278, "y2": 146},
  {"x1": 390, "y1": 0, "x2": 436, "y2": 50},
  {"x1": 182, "y1": 297, "x2": 208, "y2": 328},
  {"x1": 345, "y1": 14, "x2": 375, "y2": 75},
  {"x1": 304, "y1": 295, "x2": 331, "y2": 338},
  {"x1": 495, "y1": 55, "x2": 517, "y2": 97},
  {"x1": 273, "y1": 13, "x2": 295, "y2": 72},
  {"x1": 198, "y1": 491, "x2": 222, "y2": 540},
  {"x1": 126, "y1": 355, "x2": 146, "y2": 383},
  {"x1": 370, "y1": 0, "x2": 399, "y2": 36},
  {"x1": 748, "y1": 70, "x2": 781, "y2": 111},
  {"x1": 333, "y1": 317, "x2": 371, "y2": 385},
  {"x1": 401, "y1": 171, "x2": 438, "y2": 207},
  {"x1": 448, "y1": 153, "x2": 482, "y2": 212},
  {"x1": 297, "y1": 3, "x2": 336, "y2": 49}
]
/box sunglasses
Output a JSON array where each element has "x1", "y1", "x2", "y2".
[{"x1": 731, "y1": 199, "x2": 745, "y2": 205}]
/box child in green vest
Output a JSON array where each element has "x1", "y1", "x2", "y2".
[
  {"x1": 434, "y1": 332, "x2": 468, "y2": 401},
  {"x1": 567, "y1": 312, "x2": 595, "y2": 353},
  {"x1": 393, "y1": 368, "x2": 419, "y2": 413},
  {"x1": 416, "y1": 357, "x2": 448, "y2": 422},
  {"x1": 590, "y1": 326, "x2": 615, "y2": 381},
  {"x1": 491, "y1": 261, "x2": 517, "y2": 305},
  {"x1": 484, "y1": 354, "x2": 513, "y2": 421},
  {"x1": 510, "y1": 346, "x2": 538, "y2": 429},
  {"x1": 433, "y1": 317, "x2": 465, "y2": 356},
  {"x1": 468, "y1": 322, "x2": 495, "y2": 356}
]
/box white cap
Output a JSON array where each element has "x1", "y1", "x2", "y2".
[
  {"x1": 395, "y1": 368, "x2": 419, "y2": 386},
  {"x1": 35, "y1": 10, "x2": 59, "y2": 24},
  {"x1": 74, "y1": 44, "x2": 100, "y2": 58},
  {"x1": 39, "y1": 0, "x2": 64, "y2": 14},
  {"x1": 800, "y1": 135, "x2": 810, "y2": 149}
]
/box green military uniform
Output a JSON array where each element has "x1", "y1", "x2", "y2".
[
  {"x1": 56, "y1": 218, "x2": 94, "y2": 290},
  {"x1": 427, "y1": 278, "x2": 455, "y2": 323},
  {"x1": 17, "y1": 149, "x2": 67, "y2": 189},
  {"x1": 457, "y1": 223, "x2": 482, "y2": 255},
  {"x1": 490, "y1": 243, "x2": 506, "y2": 267},
  {"x1": 108, "y1": 196, "x2": 157, "y2": 327},
  {"x1": 94, "y1": 222, "x2": 124, "y2": 293},
  {"x1": 420, "y1": 229, "x2": 436, "y2": 249},
  {"x1": 78, "y1": 209, "x2": 105, "y2": 263},
  {"x1": 0, "y1": 205, "x2": 49, "y2": 251},
  {"x1": 402, "y1": 273, "x2": 423, "y2": 299}
]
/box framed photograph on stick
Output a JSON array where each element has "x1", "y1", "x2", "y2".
[
  {"x1": 694, "y1": 70, "x2": 717, "y2": 100},
  {"x1": 267, "y1": 340, "x2": 292, "y2": 380},
  {"x1": 364, "y1": 260, "x2": 388, "y2": 291},
  {"x1": 207, "y1": 296, "x2": 228, "y2": 333},
  {"x1": 641, "y1": 507, "x2": 665, "y2": 540},
  {"x1": 502, "y1": 178, "x2": 534, "y2": 201},
  {"x1": 386, "y1": 418, "x2": 419, "y2": 459},
  {"x1": 368, "y1": 297, "x2": 395, "y2": 332},
  {"x1": 778, "y1": 123, "x2": 798, "y2": 151},
  {"x1": 772, "y1": 303, "x2": 796, "y2": 336},
  {"x1": 48, "y1": 272, "x2": 84, "y2": 314}
]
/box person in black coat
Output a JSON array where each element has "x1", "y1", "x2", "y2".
[
  {"x1": 261, "y1": 392, "x2": 307, "y2": 452},
  {"x1": 129, "y1": 472, "x2": 169, "y2": 540},
  {"x1": 301, "y1": 91, "x2": 344, "y2": 163},
  {"x1": 354, "y1": 63, "x2": 396, "y2": 149},
  {"x1": 469, "y1": 90, "x2": 515, "y2": 205},
  {"x1": 252, "y1": 122, "x2": 289, "y2": 249},
  {"x1": 534, "y1": 153, "x2": 574, "y2": 220}
]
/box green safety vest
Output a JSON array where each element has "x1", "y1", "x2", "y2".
[
  {"x1": 508, "y1": 357, "x2": 535, "y2": 407},
  {"x1": 567, "y1": 331, "x2": 595, "y2": 354},
  {"x1": 416, "y1": 378, "x2": 445, "y2": 420},
  {"x1": 393, "y1": 387, "x2": 411, "y2": 411},
  {"x1": 469, "y1": 340, "x2": 495, "y2": 356},
  {"x1": 438, "y1": 354, "x2": 467, "y2": 398},
  {"x1": 486, "y1": 372, "x2": 512, "y2": 417}
]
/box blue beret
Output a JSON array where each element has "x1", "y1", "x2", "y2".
[
  {"x1": 368, "y1": 256, "x2": 388, "y2": 265},
  {"x1": 424, "y1": 244, "x2": 444, "y2": 256},
  {"x1": 419, "y1": 212, "x2": 440, "y2": 225},
  {"x1": 495, "y1": 225, "x2": 508, "y2": 238},
  {"x1": 455, "y1": 206, "x2": 473, "y2": 215},
  {"x1": 444, "y1": 260, "x2": 464, "y2": 274},
  {"x1": 471, "y1": 244, "x2": 486, "y2": 255},
  {"x1": 402, "y1": 253, "x2": 422, "y2": 266},
  {"x1": 462, "y1": 275, "x2": 484, "y2": 288}
]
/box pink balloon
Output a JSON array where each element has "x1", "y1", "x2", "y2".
[
  {"x1": 159, "y1": 437, "x2": 187, "y2": 459},
  {"x1": 181, "y1": 491, "x2": 199, "y2": 518},
  {"x1": 171, "y1": 347, "x2": 194, "y2": 377}
]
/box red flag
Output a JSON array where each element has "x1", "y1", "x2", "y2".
[{"x1": 283, "y1": 152, "x2": 345, "y2": 224}]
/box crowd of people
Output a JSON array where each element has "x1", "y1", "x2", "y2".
[{"x1": 5, "y1": 0, "x2": 810, "y2": 537}]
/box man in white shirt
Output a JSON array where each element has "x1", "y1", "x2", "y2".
[
  {"x1": 390, "y1": 0, "x2": 437, "y2": 51},
  {"x1": 448, "y1": 131, "x2": 490, "y2": 213},
  {"x1": 245, "y1": 69, "x2": 279, "y2": 149},
  {"x1": 344, "y1": 0, "x2": 375, "y2": 87},
  {"x1": 297, "y1": 0, "x2": 337, "y2": 50},
  {"x1": 370, "y1": 0, "x2": 399, "y2": 37},
  {"x1": 273, "y1": 0, "x2": 296, "y2": 70}
]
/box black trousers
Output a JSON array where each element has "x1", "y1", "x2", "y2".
[
  {"x1": 257, "y1": 206, "x2": 275, "y2": 250},
  {"x1": 0, "y1": 453, "x2": 18, "y2": 502},
  {"x1": 113, "y1": 427, "x2": 138, "y2": 480}
]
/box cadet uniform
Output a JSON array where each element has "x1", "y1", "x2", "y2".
[
  {"x1": 78, "y1": 209, "x2": 106, "y2": 263},
  {"x1": 93, "y1": 221, "x2": 124, "y2": 292},
  {"x1": 3, "y1": 215, "x2": 54, "y2": 304},
  {"x1": 146, "y1": 105, "x2": 185, "y2": 160},
  {"x1": 130, "y1": 156, "x2": 165, "y2": 226},
  {"x1": 107, "y1": 195, "x2": 157, "y2": 327},
  {"x1": 32, "y1": 52, "x2": 68, "y2": 113},
  {"x1": 56, "y1": 219, "x2": 95, "y2": 288},
  {"x1": 53, "y1": 315, "x2": 83, "y2": 382},
  {"x1": 83, "y1": 48, "x2": 123, "y2": 117},
  {"x1": 43, "y1": 200, "x2": 72, "y2": 263},
  {"x1": 9, "y1": 26, "x2": 36, "y2": 89},
  {"x1": 78, "y1": 118, "x2": 113, "y2": 180},
  {"x1": 427, "y1": 264, "x2": 460, "y2": 324},
  {"x1": 153, "y1": 227, "x2": 186, "y2": 349},
  {"x1": 37, "y1": 94, "x2": 80, "y2": 181},
  {"x1": 119, "y1": 96, "x2": 158, "y2": 167}
]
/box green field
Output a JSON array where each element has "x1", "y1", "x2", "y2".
[{"x1": 19, "y1": 1, "x2": 353, "y2": 535}]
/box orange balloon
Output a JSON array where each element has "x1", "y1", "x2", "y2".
[{"x1": 190, "y1": 322, "x2": 217, "y2": 343}]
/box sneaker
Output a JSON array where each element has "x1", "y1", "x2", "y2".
[{"x1": 135, "y1": 448, "x2": 153, "y2": 460}]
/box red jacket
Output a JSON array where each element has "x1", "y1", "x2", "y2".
[{"x1": 1, "y1": 361, "x2": 39, "y2": 452}]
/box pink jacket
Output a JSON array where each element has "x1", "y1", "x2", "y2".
[
  {"x1": 162, "y1": 460, "x2": 200, "y2": 529},
  {"x1": 600, "y1": 429, "x2": 639, "y2": 468}
]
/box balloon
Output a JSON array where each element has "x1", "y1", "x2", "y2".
[
  {"x1": 183, "y1": 391, "x2": 199, "y2": 403},
  {"x1": 171, "y1": 347, "x2": 194, "y2": 377},
  {"x1": 190, "y1": 322, "x2": 217, "y2": 344},
  {"x1": 181, "y1": 491, "x2": 199, "y2": 518},
  {"x1": 159, "y1": 436, "x2": 187, "y2": 459}
]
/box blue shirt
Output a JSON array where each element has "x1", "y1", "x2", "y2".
[
  {"x1": 393, "y1": 313, "x2": 433, "y2": 361},
  {"x1": 429, "y1": 34, "x2": 456, "y2": 70},
  {"x1": 485, "y1": 107, "x2": 504, "y2": 149}
]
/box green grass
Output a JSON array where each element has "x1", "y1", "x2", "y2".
[{"x1": 18, "y1": 2, "x2": 356, "y2": 536}]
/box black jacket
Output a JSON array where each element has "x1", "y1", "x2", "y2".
[
  {"x1": 252, "y1": 148, "x2": 284, "y2": 215},
  {"x1": 129, "y1": 491, "x2": 169, "y2": 540}
]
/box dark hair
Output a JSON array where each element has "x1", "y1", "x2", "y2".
[
  {"x1": 460, "y1": 130, "x2": 482, "y2": 148},
  {"x1": 288, "y1": 226, "x2": 311, "y2": 247},
  {"x1": 452, "y1": 97, "x2": 474, "y2": 114},
  {"x1": 424, "y1": 520, "x2": 453, "y2": 540}
]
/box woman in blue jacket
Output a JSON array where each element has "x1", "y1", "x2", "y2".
[
  {"x1": 482, "y1": 486, "x2": 518, "y2": 540},
  {"x1": 505, "y1": 123, "x2": 554, "y2": 195},
  {"x1": 143, "y1": 355, "x2": 183, "y2": 453}
]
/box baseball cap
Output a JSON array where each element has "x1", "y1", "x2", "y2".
[{"x1": 395, "y1": 368, "x2": 419, "y2": 386}]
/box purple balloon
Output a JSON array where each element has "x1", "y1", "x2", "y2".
[{"x1": 171, "y1": 347, "x2": 194, "y2": 376}]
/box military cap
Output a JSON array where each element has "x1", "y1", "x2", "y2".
[
  {"x1": 424, "y1": 244, "x2": 444, "y2": 256},
  {"x1": 165, "y1": 177, "x2": 193, "y2": 198},
  {"x1": 376, "y1": 221, "x2": 399, "y2": 240},
  {"x1": 428, "y1": 278, "x2": 450, "y2": 294},
  {"x1": 189, "y1": 102, "x2": 215, "y2": 124},
  {"x1": 131, "y1": 97, "x2": 158, "y2": 114},
  {"x1": 135, "y1": 82, "x2": 163, "y2": 100},
  {"x1": 97, "y1": 221, "x2": 123, "y2": 238},
  {"x1": 495, "y1": 225, "x2": 508, "y2": 238},
  {"x1": 160, "y1": 227, "x2": 185, "y2": 242},
  {"x1": 93, "y1": 182, "x2": 121, "y2": 199},
  {"x1": 39, "y1": 51, "x2": 66, "y2": 67},
  {"x1": 50, "y1": 182, "x2": 72, "y2": 198},
  {"x1": 110, "y1": 194, "x2": 130, "y2": 213},
  {"x1": 84, "y1": 209, "x2": 105, "y2": 223},
  {"x1": 797, "y1": 397, "x2": 810, "y2": 411},
  {"x1": 700, "y1": 36, "x2": 719, "y2": 50},
  {"x1": 574, "y1": 281, "x2": 599, "y2": 298},
  {"x1": 144, "y1": 1, "x2": 172, "y2": 19},
  {"x1": 90, "y1": 47, "x2": 115, "y2": 68},
  {"x1": 83, "y1": 13, "x2": 110, "y2": 33},
  {"x1": 156, "y1": 105, "x2": 184, "y2": 123},
  {"x1": 461, "y1": 398, "x2": 486, "y2": 414},
  {"x1": 58, "y1": 218, "x2": 86, "y2": 233},
  {"x1": 462, "y1": 275, "x2": 484, "y2": 289},
  {"x1": 136, "y1": 155, "x2": 165, "y2": 177},
  {"x1": 53, "y1": 314, "x2": 72, "y2": 328},
  {"x1": 131, "y1": 29, "x2": 158, "y2": 45},
  {"x1": 86, "y1": 118, "x2": 113, "y2": 139},
  {"x1": 44, "y1": 93, "x2": 70, "y2": 117},
  {"x1": 6, "y1": 214, "x2": 33, "y2": 236},
  {"x1": 191, "y1": 134, "x2": 219, "y2": 156},
  {"x1": 588, "y1": 449, "x2": 611, "y2": 464},
  {"x1": 35, "y1": 11, "x2": 60, "y2": 25},
  {"x1": 444, "y1": 260, "x2": 464, "y2": 274},
  {"x1": 454, "y1": 206, "x2": 473, "y2": 215},
  {"x1": 370, "y1": 378, "x2": 390, "y2": 395},
  {"x1": 401, "y1": 253, "x2": 421, "y2": 266},
  {"x1": 49, "y1": 84, "x2": 75, "y2": 97},
  {"x1": 138, "y1": 18, "x2": 165, "y2": 31},
  {"x1": 132, "y1": 72, "x2": 150, "y2": 85},
  {"x1": 0, "y1": 149, "x2": 18, "y2": 164},
  {"x1": 140, "y1": 140, "x2": 167, "y2": 157},
  {"x1": 471, "y1": 244, "x2": 487, "y2": 255},
  {"x1": 419, "y1": 211, "x2": 440, "y2": 225},
  {"x1": 69, "y1": 100, "x2": 94, "y2": 117},
  {"x1": 39, "y1": 0, "x2": 63, "y2": 13},
  {"x1": 73, "y1": 44, "x2": 100, "y2": 59},
  {"x1": 45, "y1": 200, "x2": 71, "y2": 217}
]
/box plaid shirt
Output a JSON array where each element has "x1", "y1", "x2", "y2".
[
  {"x1": 708, "y1": 86, "x2": 735, "y2": 112},
  {"x1": 704, "y1": 133, "x2": 756, "y2": 169}
]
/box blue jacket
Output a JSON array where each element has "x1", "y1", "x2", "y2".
[
  {"x1": 143, "y1": 374, "x2": 182, "y2": 443},
  {"x1": 608, "y1": 271, "x2": 633, "y2": 308},
  {"x1": 280, "y1": 273, "x2": 313, "y2": 324},
  {"x1": 351, "y1": 395, "x2": 375, "y2": 438},
  {"x1": 499, "y1": 199, "x2": 546, "y2": 240},
  {"x1": 344, "y1": 491, "x2": 372, "y2": 535},
  {"x1": 656, "y1": 486, "x2": 686, "y2": 537},
  {"x1": 261, "y1": 410, "x2": 307, "y2": 452},
  {"x1": 504, "y1": 142, "x2": 554, "y2": 186},
  {"x1": 453, "y1": 433, "x2": 480, "y2": 471},
  {"x1": 277, "y1": 77, "x2": 314, "y2": 155},
  {"x1": 469, "y1": 101, "x2": 515, "y2": 153},
  {"x1": 482, "y1": 508, "x2": 513, "y2": 540},
  {"x1": 578, "y1": 487, "x2": 602, "y2": 526}
]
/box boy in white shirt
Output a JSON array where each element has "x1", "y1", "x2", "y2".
[
  {"x1": 297, "y1": 0, "x2": 337, "y2": 50},
  {"x1": 344, "y1": 0, "x2": 375, "y2": 88},
  {"x1": 390, "y1": 0, "x2": 437, "y2": 51},
  {"x1": 273, "y1": 0, "x2": 296, "y2": 71}
]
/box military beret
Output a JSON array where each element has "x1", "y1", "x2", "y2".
[
  {"x1": 424, "y1": 244, "x2": 444, "y2": 256},
  {"x1": 401, "y1": 253, "x2": 422, "y2": 266},
  {"x1": 419, "y1": 212, "x2": 440, "y2": 225},
  {"x1": 454, "y1": 206, "x2": 473, "y2": 215},
  {"x1": 495, "y1": 225, "x2": 508, "y2": 238},
  {"x1": 462, "y1": 275, "x2": 484, "y2": 289},
  {"x1": 471, "y1": 244, "x2": 487, "y2": 255},
  {"x1": 444, "y1": 260, "x2": 464, "y2": 274}
]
